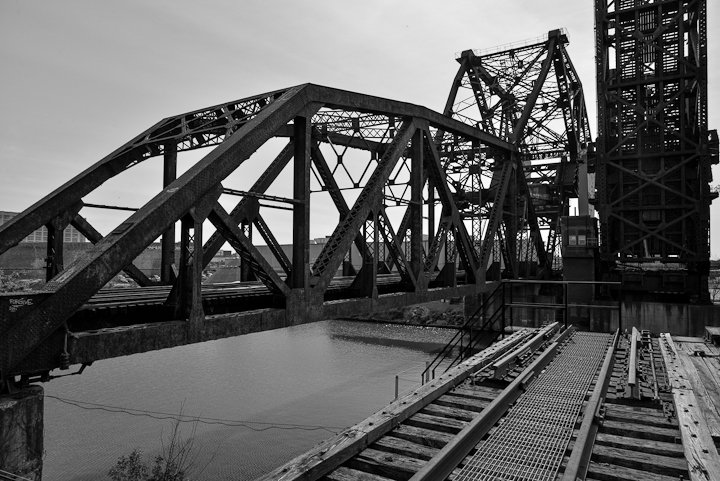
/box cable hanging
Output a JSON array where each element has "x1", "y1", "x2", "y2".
[{"x1": 45, "y1": 394, "x2": 346, "y2": 434}]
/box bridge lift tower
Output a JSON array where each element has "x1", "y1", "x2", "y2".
[{"x1": 595, "y1": 0, "x2": 718, "y2": 302}]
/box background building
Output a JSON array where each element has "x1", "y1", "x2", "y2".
[{"x1": 0, "y1": 211, "x2": 86, "y2": 243}]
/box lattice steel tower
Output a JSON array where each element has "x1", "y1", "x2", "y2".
[{"x1": 595, "y1": 0, "x2": 717, "y2": 301}]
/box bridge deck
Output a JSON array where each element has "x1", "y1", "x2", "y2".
[
  {"x1": 262, "y1": 326, "x2": 720, "y2": 481},
  {"x1": 455, "y1": 331, "x2": 612, "y2": 480}
]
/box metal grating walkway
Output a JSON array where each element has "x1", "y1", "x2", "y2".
[{"x1": 454, "y1": 331, "x2": 613, "y2": 481}]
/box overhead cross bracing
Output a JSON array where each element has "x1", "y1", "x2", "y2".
[
  {"x1": 595, "y1": 0, "x2": 718, "y2": 301},
  {"x1": 444, "y1": 29, "x2": 593, "y2": 279}
]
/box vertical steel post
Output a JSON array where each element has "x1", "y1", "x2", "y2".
[
  {"x1": 410, "y1": 129, "x2": 424, "y2": 281},
  {"x1": 291, "y1": 115, "x2": 311, "y2": 290},
  {"x1": 161, "y1": 142, "x2": 177, "y2": 284},
  {"x1": 45, "y1": 222, "x2": 63, "y2": 282},
  {"x1": 618, "y1": 291, "x2": 622, "y2": 333},
  {"x1": 509, "y1": 280, "x2": 514, "y2": 331},
  {"x1": 501, "y1": 282, "x2": 506, "y2": 334}
]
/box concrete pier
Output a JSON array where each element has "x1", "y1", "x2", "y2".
[{"x1": 0, "y1": 386, "x2": 43, "y2": 480}]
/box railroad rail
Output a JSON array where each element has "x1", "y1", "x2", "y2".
[{"x1": 260, "y1": 325, "x2": 720, "y2": 481}]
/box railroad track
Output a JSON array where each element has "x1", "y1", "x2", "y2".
[
  {"x1": 259, "y1": 323, "x2": 720, "y2": 480},
  {"x1": 576, "y1": 331, "x2": 689, "y2": 481},
  {"x1": 259, "y1": 322, "x2": 588, "y2": 481}
]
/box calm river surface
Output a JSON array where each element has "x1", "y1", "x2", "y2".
[{"x1": 43, "y1": 320, "x2": 457, "y2": 480}]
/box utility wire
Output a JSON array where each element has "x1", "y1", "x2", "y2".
[{"x1": 45, "y1": 394, "x2": 346, "y2": 434}]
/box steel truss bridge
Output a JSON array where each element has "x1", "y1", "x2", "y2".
[{"x1": 0, "y1": 21, "x2": 709, "y2": 386}]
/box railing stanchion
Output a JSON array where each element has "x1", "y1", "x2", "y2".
[
  {"x1": 509, "y1": 280, "x2": 513, "y2": 332},
  {"x1": 502, "y1": 282, "x2": 506, "y2": 336},
  {"x1": 563, "y1": 282, "x2": 568, "y2": 329}
]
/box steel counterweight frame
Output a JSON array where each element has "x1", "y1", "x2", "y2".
[{"x1": 595, "y1": 0, "x2": 718, "y2": 301}]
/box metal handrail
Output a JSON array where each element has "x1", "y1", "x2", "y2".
[
  {"x1": 421, "y1": 283, "x2": 505, "y2": 383},
  {"x1": 420, "y1": 279, "x2": 623, "y2": 383}
]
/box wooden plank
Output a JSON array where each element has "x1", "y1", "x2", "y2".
[
  {"x1": 660, "y1": 333, "x2": 720, "y2": 481},
  {"x1": 594, "y1": 432, "x2": 685, "y2": 458},
  {"x1": 256, "y1": 328, "x2": 533, "y2": 481},
  {"x1": 672, "y1": 388, "x2": 720, "y2": 481},
  {"x1": 404, "y1": 413, "x2": 467, "y2": 434},
  {"x1": 685, "y1": 356, "x2": 720, "y2": 440},
  {"x1": 602, "y1": 402, "x2": 670, "y2": 418},
  {"x1": 346, "y1": 448, "x2": 426, "y2": 479},
  {"x1": 388, "y1": 425, "x2": 454, "y2": 449},
  {"x1": 433, "y1": 394, "x2": 489, "y2": 413},
  {"x1": 420, "y1": 404, "x2": 477, "y2": 422},
  {"x1": 586, "y1": 460, "x2": 684, "y2": 481},
  {"x1": 324, "y1": 466, "x2": 394, "y2": 481},
  {"x1": 450, "y1": 385, "x2": 502, "y2": 401},
  {"x1": 600, "y1": 419, "x2": 680, "y2": 443},
  {"x1": 603, "y1": 404, "x2": 678, "y2": 429},
  {"x1": 591, "y1": 444, "x2": 688, "y2": 477},
  {"x1": 371, "y1": 436, "x2": 439, "y2": 461}
]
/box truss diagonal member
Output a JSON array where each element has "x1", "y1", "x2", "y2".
[
  {"x1": 511, "y1": 34, "x2": 559, "y2": 145},
  {"x1": 202, "y1": 140, "x2": 294, "y2": 267},
  {"x1": 423, "y1": 129, "x2": 478, "y2": 280},
  {"x1": 377, "y1": 206, "x2": 416, "y2": 287},
  {"x1": 252, "y1": 212, "x2": 292, "y2": 277},
  {"x1": 0, "y1": 90, "x2": 291, "y2": 258},
  {"x1": 208, "y1": 203, "x2": 289, "y2": 296},
  {"x1": 310, "y1": 119, "x2": 416, "y2": 291},
  {"x1": 0, "y1": 118, "x2": 166, "y2": 256},
  {"x1": 424, "y1": 217, "x2": 450, "y2": 274},
  {"x1": 0, "y1": 84, "x2": 311, "y2": 376},
  {"x1": 515, "y1": 167, "x2": 550, "y2": 275},
  {"x1": 70, "y1": 213, "x2": 154, "y2": 287},
  {"x1": 310, "y1": 144, "x2": 366, "y2": 255},
  {"x1": 608, "y1": 211, "x2": 697, "y2": 258},
  {"x1": 479, "y1": 157, "x2": 516, "y2": 276}
]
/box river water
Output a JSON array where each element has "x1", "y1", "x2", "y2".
[{"x1": 42, "y1": 320, "x2": 457, "y2": 480}]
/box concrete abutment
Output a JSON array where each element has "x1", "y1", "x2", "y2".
[{"x1": 0, "y1": 386, "x2": 43, "y2": 480}]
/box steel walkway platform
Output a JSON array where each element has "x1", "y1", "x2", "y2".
[{"x1": 454, "y1": 331, "x2": 613, "y2": 481}]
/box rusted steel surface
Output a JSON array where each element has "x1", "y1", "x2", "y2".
[
  {"x1": 0, "y1": 33, "x2": 595, "y2": 381},
  {"x1": 595, "y1": 0, "x2": 717, "y2": 301}
]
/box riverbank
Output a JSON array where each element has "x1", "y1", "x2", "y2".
[{"x1": 344, "y1": 300, "x2": 465, "y2": 328}]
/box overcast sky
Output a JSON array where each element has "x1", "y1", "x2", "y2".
[{"x1": 1, "y1": 0, "x2": 718, "y2": 256}]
